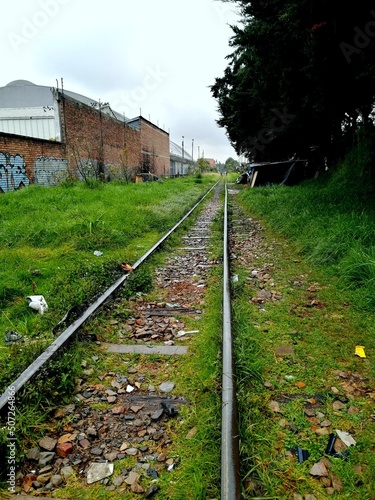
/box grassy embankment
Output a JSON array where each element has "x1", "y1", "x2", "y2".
[
  {"x1": 230, "y1": 141, "x2": 375, "y2": 498},
  {"x1": 0, "y1": 175, "x2": 216, "y2": 388}
]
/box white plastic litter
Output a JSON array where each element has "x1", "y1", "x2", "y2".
[
  {"x1": 336, "y1": 430, "x2": 357, "y2": 447},
  {"x1": 27, "y1": 295, "x2": 48, "y2": 314},
  {"x1": 176, "y1": 330, "x2": 200, "y2": 338}
]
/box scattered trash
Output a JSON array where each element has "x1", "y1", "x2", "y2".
[
  {"x1": 325, "y1": 433, "x2": 350, "y2": 459},
  {"x1": 86, "y1": 462, "x2": 114, "y2": 484},
  {"x1": 336, "y1": 430, "x2": 356, "y2": 447},
  {"x1": 5, "y1": 331, "x2": 24, "y2": 345},
  {"x1": 27, "y1": 295, "x2": 48, "y2": 314},
  {"x1": 122, "y1": 261, "x2": 133, "y2": 272},
  {"x1": 285, "y1": 375, "x2": 295, "y2": 381},
  {"x1": 93, "y1": 250, "x2": 103, "y2": 257},
  {"x1": 294, "y1": 447, "x2": 309, "y2": 463},
  {"x1": 326, "y1": 433, "x2": 337, "y2": 455},
  {"x1": 176, "y1": 330, "x2": 200, "y2": 338},
  {"x1": 355, "y1": 345, "x2": 366, "y2": 358},
  {"x1": 161, "y1": 401, "x2": 178, "y2": 417},
  {"x1": 146, "y1": 468, "x2": 159, "y2": 479},
  {"x1": 126, "y1": 385, "x2": 135, "y2": 393},
  {"x1": 231, "y1": 274, "x2": 239, "y2": 283},
  {"x1": 52, "y1": 304, "x2": 85, "y2": 334}
]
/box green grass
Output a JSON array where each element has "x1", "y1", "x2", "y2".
[
  {"x1": 230, "y1": 140, "x2": 375, "y2": 498},
  {"x1": 0, "y1": 174, "x2": 223, "y2": 498},
  {"x1": 0, "y1": 175, "x2": 217, "y2": 388}
]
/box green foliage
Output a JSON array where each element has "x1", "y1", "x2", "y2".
[
  {"x1": 212, "y1": 1, "x2": 375, "y2": 162},
  {"x1": 121, "y1": 267, "x2": 153, "y2": 299},
  {"x1": 224, "y1": 156, "x2": 239, "y2": 172}
]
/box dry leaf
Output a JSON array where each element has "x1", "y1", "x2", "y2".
[
  {"x1": 295, "y1": 381, "x2": 306, "y2": 389},
  {"x1": 331, "y1": 474, "x2": 344, "y2": 492},
  {"x1": 269, "y1": 400, "x2": 283, "y2": 413},
  {"x1": 186, "y1": 427, "x2": 198, "y2": 439},
  {"x1": 310, "y1": 461, "x2": 328, "y2": 477},
  {"x1": 332, "y1": 400, "x2": 346, "y2": 411}
]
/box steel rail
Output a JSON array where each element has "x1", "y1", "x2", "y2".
[
  {"x1": 221, "y1": 183, "x2": 241, "y2": 499},
  {"x1": 0, "y1": 181, "x2": 219, "y2": 412}
]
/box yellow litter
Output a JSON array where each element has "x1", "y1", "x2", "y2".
[{"x1": 355, "y1": 345, "x2": 366, "y2": 358}]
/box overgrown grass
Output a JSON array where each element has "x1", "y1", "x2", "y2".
[
  {"x1": 231, "y1": 140, "x2": 375, "y2": 498},
  {"x1": 238, "y1": 140, "x2": 375, "y2": 299},
  {"x1": 0, "y1": 175, "x2": 222, "y2": 496},
  {"x1": 0, "y1": 175, "x2": 217, "y2": 389}
]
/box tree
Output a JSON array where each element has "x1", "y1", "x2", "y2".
[
  {"x1": 196, "y1": 158, "x2": 211, "y2": 173},
  {"x1": 224, "y1": 157, "x2": 240, "y2": 172},
  {"x1": 212, "y1": 0, "x2": 375, "y2": 162}
]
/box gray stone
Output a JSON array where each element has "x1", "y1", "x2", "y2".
[
  {"x1": 39, "y1": 436, "x2": 57, "y2": 451},
  {"x1": 36, "y1": 472, "x2": 54, "y2": 484},
  {"x1": 113, "y1": 476, "x2": 124, "y2": 486},
  {"x1": 61, "y1": 466, "x2": 74, "y2": 480},
  {"x1": 38, "y1": 452, "x2": 55, "y2": 466},
  {"x1": 90, "y1": 447, "x2": 103, "y2": 456},
  {"x1": 151, "y1": 409, "x2": 164, "y2": 421},
  {"x1": 27, "y1": 447, "x2": 40, "y2": 460},
  {"x1": 125, "y1": 448, "x2": 138, "y2": 456},
  {"x1": 39, "y1": 465, "x2": 53, "y2": 474},
  {"x1": 159, "y1": 382, "x2": 175, "y2": 393},
  {"x1": 104, "y1": 452, "x2": 118, "y2": 461},
  {"x1": 145, "y1": 484, "x2": 160, "y2": 497},
  {"x1": 50, "y1": 474, "x2": 63, "y2": 486},
  {"x1": 125, "y1": 471, "x2": 140, "y2": 485}
]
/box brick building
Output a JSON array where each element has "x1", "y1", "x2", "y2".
[
  {"x1": 127, "y1": 117, "x2": 169, "y2": 177},
  {"x1": 0, "y1": 80, "x2": 170, "y2": 192}
]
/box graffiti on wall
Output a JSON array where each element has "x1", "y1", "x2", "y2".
[
  {"x1": 34, "y1": 156, "x2": 68, "y2": 186},
  {"x1": 0, "y1": 152, "x2": 30, "y2": 193}
]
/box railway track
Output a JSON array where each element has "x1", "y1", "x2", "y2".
[{"x1": 1, "y1": 181, "x2": 243, "y2": 499}]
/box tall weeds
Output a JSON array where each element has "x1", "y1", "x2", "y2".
[{"x1": 239, "y1": 138, "x2": 375, "y2": 309}]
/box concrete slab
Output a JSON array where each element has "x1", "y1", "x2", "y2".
[{"x1": 104, "y1": 343, "x2": 188, "y2": 355}]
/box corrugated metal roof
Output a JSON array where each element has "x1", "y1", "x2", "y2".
[
  {"x1": 0, "y1": 106, "x2": 58, "y2": 140},
  {"x1": 170, "y1": 140, "x2": 192, "y2": 161}
]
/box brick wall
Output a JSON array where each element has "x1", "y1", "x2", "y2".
[
  {"x1": 59, "y1": 93, "x2": 142, "y2": 179},
  {"x1": 139, "y1": 118, "x2": 170, "y2": 177},
  {"x1": 0, "y1": 132, "x2": 65, "y2": 192},
  {"x1": 0, "y1": 91, "x2": 171, "y2": 192}
]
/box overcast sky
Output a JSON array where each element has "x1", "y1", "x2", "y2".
[{"x1": 1, "y1": 0, "x2": 241, "y2": 163}]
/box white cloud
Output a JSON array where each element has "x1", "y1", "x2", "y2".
[{"x1": 1, "y1": 0, "x2": 239, "y2": 161}]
